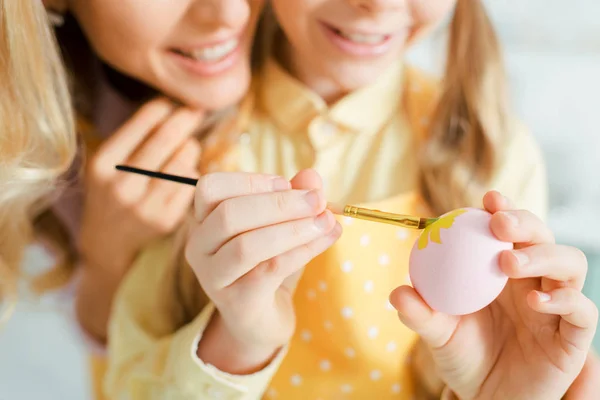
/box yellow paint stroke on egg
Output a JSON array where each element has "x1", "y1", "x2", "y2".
[{"x1": 418, "y1": 208, "x2": 468, "y2": 250}]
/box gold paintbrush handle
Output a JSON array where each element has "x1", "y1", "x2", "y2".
[{"x1": 343, "y1": 205, "x2": 423, "y2": 229}]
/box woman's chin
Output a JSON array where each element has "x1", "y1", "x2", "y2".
[{"x1": 173, "y1": 77, "x2": 250, "y2": 112}]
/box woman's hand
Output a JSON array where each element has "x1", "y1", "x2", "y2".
[
  {"x1": 187, "y1": 169, "x2": 342, "y2": 373},
  {"x1": 80, "y1": 98, "x2": 202, "y2": 276},
  {"x1": 391, "y1": 191, "x2": 598, "y2": 399},
  {"x1": 76, "y1": 98, "x2": 202, "y2": 342}
]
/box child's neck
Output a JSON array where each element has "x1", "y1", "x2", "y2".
[{"x1": 276, "y1": 35, "x2": 346, "y2": 105}]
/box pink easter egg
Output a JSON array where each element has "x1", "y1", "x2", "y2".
[{"x1": 409, "y1": 207, "x2": 512, "y2": 316}]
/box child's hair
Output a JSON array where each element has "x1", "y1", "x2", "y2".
[
  {"x1": 418, "y1": 0, "x2": 507, "y2": 214},
  {"x1": 0, "y1": 0, "x2": 76, "y2": 320},
  {"x1": 157, "y1": 0, "x2": 509, "y2": 331}
]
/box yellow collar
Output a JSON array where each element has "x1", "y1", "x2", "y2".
[{"x1": 257, "y1": 58, "x2": 405, "y2": 135}]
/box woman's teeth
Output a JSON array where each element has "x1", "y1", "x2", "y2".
[
  {"x1": 335, "y1": 29, "x2": 387, "y2": 45},
  {"x1": 179, "y1": 38, "x2": 238, "y2": 62}
]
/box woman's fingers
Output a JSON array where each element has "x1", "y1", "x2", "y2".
[
  {"x1": 528, "y1": 288, "x2": 598, "y2": 351},
  {"x1": 95, "y1": 98, "x2": 174, "y2": 175},
  {"x1": 115, "y1": 108, "x2": 203, "y2": 195},
  {"x1": 500, "y1": 244, "x2": 588, "y2": 290},
  {"x1": 194, "y1": 172, "x2": 290, "y2": 221},
  {"x1": 125, "y1": 108, "x2": 203, "y2": 167},
  {"x1": 138, "y1": 139, "x2": 201, "y2": 232},
  {"x1": 204, "y1": 210, "x2": 337, "y2": 289},
  {"x1": 198, "y1": 188, "x2": 326, "y2": 254}
]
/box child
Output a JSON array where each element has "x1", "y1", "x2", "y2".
[
  {"x1": 0, "y1": 0, "x2": 75, "y2": 319},
  {"x1": 38, "y1": 0, "x2": 265, "y2": 398},
  {"x1": 105, "y1": 0, "x2": 599, "y2": 398}
]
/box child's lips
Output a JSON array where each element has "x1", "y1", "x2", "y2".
[{"x1": 319, "y1": 22, "x2": 397, "y2": 57}]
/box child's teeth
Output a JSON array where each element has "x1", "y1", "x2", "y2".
[
  {"x1": 191, "y1": 38, "x2": 238, "y2": 62},
  {"x1": 338, "y1": 31, "x2": 385, "y2": 44}
]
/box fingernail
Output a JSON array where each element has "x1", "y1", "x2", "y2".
[
  {"x1": 304, "y1": 189, "x2": 322, "y2": 210},
  {"x1": 271, "y1": 177, "x2": 290, "y2": 191},
  {"x1": 536, "y1": 291, "x2": 551, "y2": 302},
  {"x1": 314, "y1": 211, "x2": 332, "y2": 231},
  {"x1": 501, "y1": 211, "x2": 519, "y2": 227},
  {"x1": 329, "y1": 223, "x2": 342, "y2": 237},
  {"x1": 513, "y1": 251, "x2": 529, "y2": 266}
]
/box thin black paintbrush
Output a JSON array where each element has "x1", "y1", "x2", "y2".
[
  {"x1": 115, "y1": 165, "x2": 198, "y2": 186},
  {"x1": 115, "y1": 165, "x2": 438, "y2": 229}
]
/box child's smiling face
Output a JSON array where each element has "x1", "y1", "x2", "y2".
[
  {"x1": 271, "y1": 0, "x2": 456, "y2": 99},
  {"x1": 67, "y1": 0, "x2": 265, "y2": 110}
]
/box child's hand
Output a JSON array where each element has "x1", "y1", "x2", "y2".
[
  {"x1": 80, "y1": 98, "x2": 203, "y2": 277},
  {"x1": 186, "y1": 169, "x2": 341, "y2": 370},
  {"x1": 391, "y1": 191, "x2": 598, "y2": 399}
]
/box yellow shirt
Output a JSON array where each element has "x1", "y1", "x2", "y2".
[{"x1": 102, "y1": 60, "x2": 547, "y2": 400}]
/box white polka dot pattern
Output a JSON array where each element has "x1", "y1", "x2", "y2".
[
  {"x1": 341, "y1": 260, "x2": 353, "y2": 273},
  {"x1": 300, "y1": 329, "x2": 312, "y2": 342},
  {"x1": 370, "y1": 370, "x2": 382, "y2": 381},
  {"x1": 290, "y1": 374, "x2": 302, "y2": 386},
  {"x1": 378, "y1": 253, "x2": 390, "y2": 266},
  {"x1": 359, "y1": 234, "x2": 370, "y2": 246},
  {"x1": 345, "y1": 347, "x2": 356, "y2": 358},
  {"x1": 319, "y1": 360, "x2": 331, "y2": 371},
  {"x1": 367, "y1": 326, "x2": 379, "y2": 339},
  {"x1": 266, "y1": 192, "x2": 424, "y2": 398},
  {"x1": 340, "y1": 384, "x2": 353, "y2": 394},
  {"x1": 341, "y1": 307, "x2": 353, "y2": 319}
]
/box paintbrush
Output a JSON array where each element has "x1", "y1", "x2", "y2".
[{"x1": 115, "y1": 165, "x2": 438, "y2": 230}]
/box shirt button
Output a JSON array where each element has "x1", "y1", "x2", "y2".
[
  {"x1": 239, "y1": 132, "x2": 250, "y2": 145},
  {"x1": 321, "y1": 120, "x2": 337, "y2": 137}
]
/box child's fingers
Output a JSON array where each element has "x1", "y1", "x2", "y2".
[
  {"x1": 198, "y1": 189, "x2": 326, "y2": 254},
  {"x1": 490, "y1": 209, "x2": 555, "y2": 246},
  {"x1": 244, "y1": 222, "x2": 342, "y2": 292},
  {"x1": 199, "y1": 211, "x2": 337, "y2": 289},
  {"x1": 528, "y1": 288, "x2": 598, "y2": 350},
  {"x1": 483, "y1": 190, "x2": 516, "y2": 213},
  {"x1": 194, "y1": 172, "x2": 289, "y2": 221},
  {"x1": 289, "y1": 168, "x2": 323, "y2": 191},
  {"x1": 390, "y1": 285, "x2": 459, "y2": 349},
  {"x1": 96, "y1": 98, "x2": 174, "y2": 172},
  {"x1": 500, "y1": 244, "x2": 588, "y2": 290}
]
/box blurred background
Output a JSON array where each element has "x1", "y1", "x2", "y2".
[{"x1": 1, "y1": 1, "x2": 599, "y2": 398}]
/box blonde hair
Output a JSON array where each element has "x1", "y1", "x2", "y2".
[
  {"x1": 0, "y1": 0, "x2": 76, "y2": 320},
  {"x1": 419, "y1": 0, "x2": 507, "y2": 214},
  {"x1": 156, "y1": 0, "x2": 509, "y2": 330}
]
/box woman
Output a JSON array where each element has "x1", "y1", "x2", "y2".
[{"x1": 0, "y1": 0, "x2": 76, "y2": 320}]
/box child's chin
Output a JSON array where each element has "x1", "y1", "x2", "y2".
[{"x1": 328, "y1": 65, "x2": 389, "y2": 91}]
